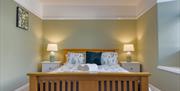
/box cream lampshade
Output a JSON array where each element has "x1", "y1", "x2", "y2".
[
  {"x1": 47, "y1": 44, "x2": 58, "y2": 52},
  {"x1": 123, "y1": 44, "x2": 134, "y2": 52},
  {"x1": 123, "y1": 44, "x2": 134, "y2": 62},
  {"x1": 47, "y1": 44, "x2": 58, "y2": 62}
]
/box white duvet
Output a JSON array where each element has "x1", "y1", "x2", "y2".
[{"x1": 52, "y1": 64, "x2": 128, "y2": 72}]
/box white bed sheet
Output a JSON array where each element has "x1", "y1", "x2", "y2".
[{"x1": 52, "y1": 64, "x2": 128, "y2": 72}]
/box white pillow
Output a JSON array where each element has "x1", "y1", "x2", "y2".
[
  {"x1": 66, "y1": 52, "x2": 85, "y2": 64},
  {"x1": 101, "y1": 52, "x2": 118, "y2": 65}
]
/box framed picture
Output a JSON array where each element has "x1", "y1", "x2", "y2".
[{"x1": 16, "y1": 7, "x2": 29, "y2": 30}]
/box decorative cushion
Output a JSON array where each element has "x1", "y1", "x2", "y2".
[
  {"x1": 101, "y1": 52, "x2": 118, "y2": 65},
  {"x1": 66, "y1": 52, "x2": 85, "y2": 64},
  {"x1": 86, "y1": 52, "x2": 102, "y2": 65}
]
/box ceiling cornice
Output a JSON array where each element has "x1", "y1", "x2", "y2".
[
  {"x1": 14, "y1": 0, "x2": 157, "y2": 20},
  {"x1": 136, "y1": 0, "x2": 157, "y2": 19},
  {"x1": 42, "y1": 16, "x2": 138, "y2": 20}
]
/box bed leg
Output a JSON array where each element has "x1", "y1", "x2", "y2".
[
  {"x1": 140, "y1": 77, "x2": 149, "y2": 91},
  {"x1": 29, "y1": 76, "x2": 38, "y2": 91}
]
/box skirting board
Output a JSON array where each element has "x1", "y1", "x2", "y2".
[
  {"x1": 14, "y1": 83, "x2": 160, "y2": 91},
  {"x1": 14, "y1": 83, "x2": 29, "y2": 91},
  {"x1": 149, "y1": 84, "x2": 161, "y2": 91}
]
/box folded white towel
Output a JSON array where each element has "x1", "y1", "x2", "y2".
[
  {"x1": 77, "y1": 64, "x2": 89, "y2": 71},
  {"x1": 78, "y1": 64, "x2": 98, "y2": 72}
]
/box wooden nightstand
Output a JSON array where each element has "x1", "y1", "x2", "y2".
[
  {"x1": 120, "y1": 62, "x2": 141, "y2": 72},
  {"x1": 41, "y1": 61, "x2": 62, "y2": 72}
]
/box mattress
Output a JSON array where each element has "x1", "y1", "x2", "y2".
[{"x1": 52, "y1": 64, "x2": 128, "y2": 72}]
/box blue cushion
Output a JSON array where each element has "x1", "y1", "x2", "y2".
[{"x1": 86, "y1": 52, "x2": 102, "y2": 65}]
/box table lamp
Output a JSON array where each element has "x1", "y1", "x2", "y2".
[
  {"x1": 123, "y1": 44, "x2": 134, "y2": 62},
  {"x1": 47, "y1": 44, "x2": 58, "y2": 62}
]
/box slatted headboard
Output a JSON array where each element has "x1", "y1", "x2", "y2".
[{"x1": 63, "y1": 49, "x2": 118, "y2": 63}]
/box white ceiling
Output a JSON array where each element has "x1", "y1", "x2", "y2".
[
  {"x1": 39, "y1": 0, "x2": 140, "y2": 6},
  {"x1": 14, "y1": 0, "x2": 157, "y2": 20}
]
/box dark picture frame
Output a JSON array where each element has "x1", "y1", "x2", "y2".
[{"x1": 16, "y1": 7, "x2": 29, "y2": 30}]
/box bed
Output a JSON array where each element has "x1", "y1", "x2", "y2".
[
  {"x1": 52, "y1": 64, "x2": 128, "y2": 72},
  {"x1": 28, "y1": 49, "x2": 150, "y2": 91}
]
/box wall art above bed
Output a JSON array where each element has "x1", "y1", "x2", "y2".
[{"x1": 16, "y1": 6, "x2": 29, "y2": 30}]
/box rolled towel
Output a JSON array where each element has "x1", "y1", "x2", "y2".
[
  {"x1": 86, "y1": 64, "x2": 98, "y2": 71},
  {"x1": 77, "y1": 64, "x2": 89, "y2": 71},
  {"x1": 78, "y1": 64, "x2": 98, "y2": 72}
]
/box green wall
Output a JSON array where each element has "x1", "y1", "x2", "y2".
[
  {"x1": 0, "y1": 0, "x2": 43, "y2": 91},
  {"x1": 0, "y1": 0, "x2": 3, "y2": 90},
  {"x1": 157, "y1": 0, "x2": 180, "y2": 66},
  {"x1": 137, "y1": 5, "x2": 180, "y2": 91},
  {"x1": 42, "y1": 20, "x2": 137, "y2": 62}
]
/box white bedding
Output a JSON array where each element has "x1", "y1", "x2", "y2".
[{"x1": 52, "y1": 64, "x2": 128, "y2": 72}]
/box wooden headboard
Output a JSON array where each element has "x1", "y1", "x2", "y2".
[{"x1": 63, "y1": 49, "x2": 118, "y2": 63}]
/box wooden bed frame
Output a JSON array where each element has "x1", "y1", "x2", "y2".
[{"x1": 28, "y1": 49, "x2": 150, "y2": 91}]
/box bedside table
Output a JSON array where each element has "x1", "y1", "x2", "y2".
[
  {"x1": 41, "y1": 61, "x2": 62, "y2": 72},
  {"x1": 120, "y1": 62, "x2": 141, "y2": 72}
]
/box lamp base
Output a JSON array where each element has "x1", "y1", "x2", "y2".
[
  {"x1": 49, "y1": 51, "x2": 56, "y2": 62},
  {"x1": 49, "y1": 55, "x2": 56, "y2": 62},
  {"x1": 126, "y1": 56, "x2": 132, "y2": 62}
]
